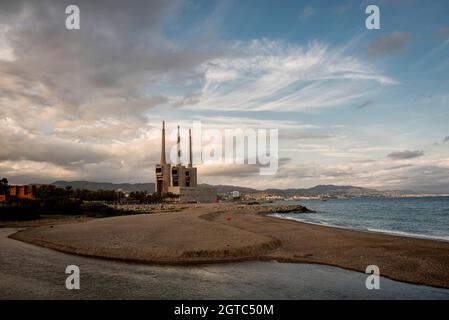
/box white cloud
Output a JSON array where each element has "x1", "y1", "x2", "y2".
[
  {"x1": 178, "y1": 39, "x2": 396, "y2": 112},
  {"x1": 302, "y1": 6, "x2": 315, "y2": 18},
  {"x1": 1, "y1": 1, "x2": 446, "y2": 192},
  {"x1": 0, "y1": 25, "x2": 15, "y2": 61}
]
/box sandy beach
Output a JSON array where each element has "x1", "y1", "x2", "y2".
[{"x1": 9, "y1": 203, "x2": 449, "y2": 289}]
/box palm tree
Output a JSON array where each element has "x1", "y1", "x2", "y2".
[
  {"x1": 65, "y1": 186, "x2": 73, "y2": 199},
  {"x1": 1, "y1": 178, "x2": 9, "y2": 196}
]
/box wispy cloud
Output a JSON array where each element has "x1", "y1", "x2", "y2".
[
  {"x1": 367, "y1": 32, "x2": 411, "y2": 57},
  {"x1": 387, "y1": 150, "x2": 424, "y2": 160},
  {"x1": 0, "y1": 0, "x2": 447, "y2": 192},
  {"x1": 178, "y1": 39, "x2": 396, "y2": 112},
  {"x1": 301, "y1": 5, "x2": 315, "y2": 18},
  {"x1": 356, "y1": 100, "x2": 374, "y2": 109}
]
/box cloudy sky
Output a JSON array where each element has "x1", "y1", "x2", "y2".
[{"x1": 1, "y1": 0, "x2": 449, "y2": 192}]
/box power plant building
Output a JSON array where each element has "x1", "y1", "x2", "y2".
[{"x1": 155, "y1": 122, "x2": 216, "y2": 203}]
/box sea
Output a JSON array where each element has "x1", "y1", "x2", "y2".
[{"x1": 270, "y1": 197, "x2": 449, "y2": 241}]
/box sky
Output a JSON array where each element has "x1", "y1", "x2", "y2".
[{"x1": 0, "y1": 0, "x2": 449, "y2": 192}]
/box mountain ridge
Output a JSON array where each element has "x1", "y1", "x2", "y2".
[{"x1": 51, "y1": 180, "x2": 416, "y2": 197}]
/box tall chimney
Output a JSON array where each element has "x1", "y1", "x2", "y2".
[
  {"x1": 188, "y1": 129, "x2": 193, "y2": 168},
  {"x1": 161, "y1": 121, "x2": 166, "y2": 164},
  {"x1": 177, "y1": 125, "x2": 181, "y2": 165}
]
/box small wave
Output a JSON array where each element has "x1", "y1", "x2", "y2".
[
  {"x1": 366, "y1": 228, "x2": 449, "y2": 242},
  {"x1": 269, "y1": 214, "x2": 449, "y2": 242},
  {"x1": 269, "y1": 214, "x2": 345, "y2": 229}
]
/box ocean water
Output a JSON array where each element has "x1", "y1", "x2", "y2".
[{"x1": 270, "y1": 197, "x2": 449, "y2": 241}]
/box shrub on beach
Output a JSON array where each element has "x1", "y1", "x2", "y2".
[
  {"x1": 40, "y1": 198, "x2": 83, "y2": 215},
  {"x1": 0, "y1": 199, "x2": 41, "y2": 221},
  {"x1": 1, "y1": 185, "x2": 154, "y2": 221},
  {"x1": 81, "y1": 202, "x2": 116, "y2": 217}
]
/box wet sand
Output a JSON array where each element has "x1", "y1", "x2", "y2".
[{"x1": 9, "y1": 203, "x2": 449, "y2": 289}]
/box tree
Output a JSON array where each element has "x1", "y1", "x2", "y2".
[
  {"x1": 65, "y1": 186, "x2": 73, "y2": 198},
  {"x1": 0, "y1": 177, "x2": 9, "y2": 196}
]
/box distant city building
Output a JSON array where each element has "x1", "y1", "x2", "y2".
[
  {"x1": 231, "y1": 191, "x2": 240, "y2": 198},
  {"x1": 155, "y1": 121, "x2": 216, "y2": 203},
  {"x1": 0, "y1": 185, "x2": 36, "y2": 202}
]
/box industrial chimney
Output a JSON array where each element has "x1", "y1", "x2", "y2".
[
  {"x1": 188, "y1": 129, "x2": 193, "y2": 168},
  {"x1": 161, "y1": 121, "x2": 166, "y2": 165},
  {"x1": 177, "y1": 125, "x2": 181, "y2": 165}
]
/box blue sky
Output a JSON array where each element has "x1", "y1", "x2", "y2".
[{"x1": 1, "y1": 0, "x2": 448, "y2": 192}]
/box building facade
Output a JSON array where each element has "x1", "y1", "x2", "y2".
[{"x1": 0, "y1": 185, "x2": 36, "y2": 202}]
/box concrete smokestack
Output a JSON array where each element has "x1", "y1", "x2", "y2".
[
  {"x1": 161, "y1": 121, "x2": 166, "y2": 164},
  {"x1": 177, "y1": 125, "x2": 181, "y2": 165},
  {"x1": 189, "y1": 129, "x2": 193, "y2": 168}
]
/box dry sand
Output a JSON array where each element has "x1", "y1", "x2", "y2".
[{"x1": 9, "y1": 203, "x2": 449, "y2": 288}]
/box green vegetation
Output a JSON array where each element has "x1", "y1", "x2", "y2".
[
  {"x1": 80, "y1": 202, "x2": 136, "y2": 218},
  {"x1": 0, "y1": 177, "x2": 9, "y2": 196},
  {"x1": 0, "y1": 180, "x2": 178, "y2": 221},
  {"x1": 0, "y1": 199, "x2": 40, "y2": 221},
  {"x1": 35, "y1": 185, "x2": 124, "y2": 202},
  {"x1": 128, "y1": 191, "x2": 179, "y2": 203}
]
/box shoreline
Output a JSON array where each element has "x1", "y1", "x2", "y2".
[
  {"x1": 268, "y1": 213, "x2": 449, "y2": 243},
  {"x1": 5, "y1": 208, "x2": 449, "y2": 244},
  {"x1": 6, "y1": 227, "x2": 449, "y2": 292},
  {"x1": 8, "y1": 203, "x2": 449, "y2": 289},
  {"x1": 3, "y1": 227, "x2": 448, "y2": 300}
]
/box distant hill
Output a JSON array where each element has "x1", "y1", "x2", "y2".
[
  {"x1": 51, "y1": 181, "x2": 255, "y2": 194},
  {"x1": 52, "y1": 181, "x2": 155, "y2": 192},
  {"x1": 51, "y1": 181, "x2": 408, "y2": 197},
  {"x1": 265, "y1": 185, "x2": 387, "y2": 197},
  {"x1": 199, "y1": 184, "x2": 259, "y2": 194},
  {"x1": 214, "y1": 184, "x2": 393, "y2": 197}
]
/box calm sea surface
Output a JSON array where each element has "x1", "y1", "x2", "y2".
[{"x1": 271, "y1": 197, "x2": 449, "y2": 241}]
